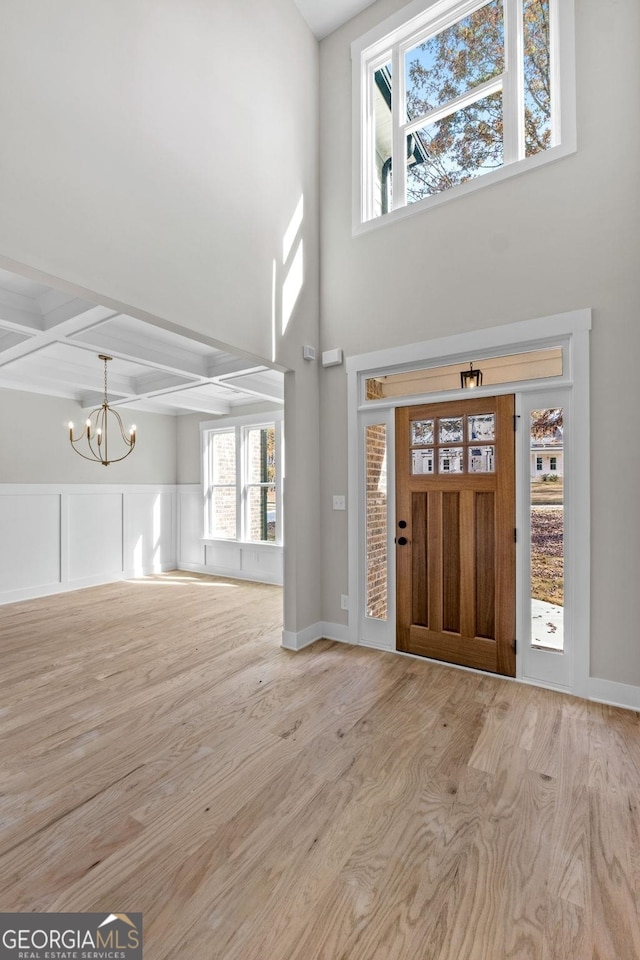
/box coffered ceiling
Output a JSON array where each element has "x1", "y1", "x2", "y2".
[{"x1": 0, "y1": 267, "x2": 283, "y2": 417}]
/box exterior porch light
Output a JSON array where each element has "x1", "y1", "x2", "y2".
[{"x1": 460, "y1": 361, "x2": 483, "y2": 389}]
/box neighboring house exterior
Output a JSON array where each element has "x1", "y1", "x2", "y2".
[{"x1": 530, "y1": 429, "x2": 563, "y2": 478}]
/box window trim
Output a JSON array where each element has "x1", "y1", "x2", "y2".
[
  {"x1": 201, "y1": 412, "x2": 283, "y2": 546},
  {"x1": 351, "y1": 0, "x2": 576, "y2": 233}
]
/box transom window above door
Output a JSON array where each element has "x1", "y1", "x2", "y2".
[
  {"x1": 364, "y1": 346, "x2": 563, "y2": 402},
  {"x1": 352, "y1": 0, "x2": 576, "y2": 230}
]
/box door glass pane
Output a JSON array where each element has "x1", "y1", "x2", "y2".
[
  {"x1": 469, "y1": 445, "x2": 495, "y2": 473},
  {"x1": 530, "y1": 408, "x2": 564, "y2": 649},
  {"x1": 439, "y1": 447, "x2": 464, "y2": 473},
  {"x1": 468, "y1": 413, "x2": 495, "y2": 441},
  {"x1": 411, "y1": 419, "x2": 434, "y2": 444},
  {"x1": 412, "y1": 448, "x2": 435, "y2": 474},
  {"x1": 366, "y1": 424, "x2": 388, "y2": 620},
  {"x1": 439, "y1": 417, "x2": 463, "y2": 443}
]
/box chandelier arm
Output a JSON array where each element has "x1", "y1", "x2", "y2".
[{"x1": 111, "y1": 407, "x2": 136, "y2": 448}]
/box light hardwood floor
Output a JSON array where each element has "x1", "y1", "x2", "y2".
[{"x1": 1, "y1": 571, "x2": 639, "y2": 959}]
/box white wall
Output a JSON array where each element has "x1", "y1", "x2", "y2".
[
  {"x1": 0, "y1": 388, "x2": 177, "y2": 484},
  {"x1": 0, "y1": 0, "x2": 322, "y2": 635},
  {"x1": 0, "y1": 483, "x2": 177, "y2": 604},
  {"x1": 318, "y1": 0, "x2": 640, "y2": 686}
]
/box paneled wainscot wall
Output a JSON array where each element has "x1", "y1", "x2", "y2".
[{"x1": 0, "y1": 484, "x2": 282, "y2": 606}]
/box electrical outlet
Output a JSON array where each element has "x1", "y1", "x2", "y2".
[
  {"x1": 341, "y1": 594, "x2": 349, "y2": 610},
  {"x1": 333, "y1": 495, "x2": 346, "y2": 511}
]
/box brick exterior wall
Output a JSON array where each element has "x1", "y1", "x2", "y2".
[
  {"x1": 212, "y1": 432, "x2": 236, "y2": 538},
  {"x1": 365, "y1": 422, "x2": 388, "y2": 620}
]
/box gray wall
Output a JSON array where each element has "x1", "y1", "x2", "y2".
[
  {"x1": 0, "y1": 0, "x2": 322, "y2": 634},
  {"x1": 0, "y1": 388, "x2": 177, "y2": 484},
  {"x1": 318, "y1": 0, "x2": 640, "y2": 685}
]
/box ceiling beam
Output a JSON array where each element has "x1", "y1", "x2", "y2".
[
  {"x1": 208, "y1": 357, "x2": 267, "y2": 380},
  {"x1": 219, "y1": 374, "x2": 284, "y2": 403},
  {"x1": 71, "y1": 325, "x2": 212, "y2": 379}
]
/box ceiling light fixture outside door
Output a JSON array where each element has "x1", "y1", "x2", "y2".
[
  {"x1": 460, "y1": 361, "x2": 483, "y2": 389},
  {"x1": 68, "y1": 355, "x2": 136, "y2": 466}
]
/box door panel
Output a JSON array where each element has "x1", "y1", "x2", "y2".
[{"x1": 396, "y1": 395, "x2": 515, "y2": 676}]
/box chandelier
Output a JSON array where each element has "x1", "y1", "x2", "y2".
[{"x1": 68, "y1": 355, "x2": 136, "y2": 466}]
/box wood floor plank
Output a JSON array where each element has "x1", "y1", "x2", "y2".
[{"x1": 1, "y1": 571, "x2": 639, "y2": 959}]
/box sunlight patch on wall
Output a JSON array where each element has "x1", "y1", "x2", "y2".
[
  {"x1": 282, "y1": 240, "x2": 304, "y2": 334},
  {"x1": 283, "y1": 195, "x2": 304, "y2": 263}
]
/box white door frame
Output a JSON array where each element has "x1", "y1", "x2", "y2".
[{"x1": 346, "y1": 309, "x2": 591, "y2": 697}]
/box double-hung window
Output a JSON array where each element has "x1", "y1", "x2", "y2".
[
  {"x1": 203, "y1": 416, "x2": 282, "y2": 544},
  {"x1": 352, "y1": 0, "x2": 575, "y2": 229}
]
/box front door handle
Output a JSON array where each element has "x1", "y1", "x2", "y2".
[{"x1": 397, "y1": 536, "x2": 408, "y2": 546}]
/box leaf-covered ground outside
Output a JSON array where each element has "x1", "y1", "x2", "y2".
[{"x1": 531, "y1": 506, "x2": 563, "y2": 605}]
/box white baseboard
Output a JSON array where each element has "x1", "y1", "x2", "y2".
[
  {"x1": 281, "y1": 620, "x2": 353, "y2": 651},
  {"x1": 360, "y1": 637, "x2": 395, "y2": 651},
  {"x1": 281, "y1": 627, "x2": 640, "y2": 713},
  {"x1": 586, "y1": 676, "x2": 640, "y2": 712},
  {"x1": 177, "y1": 561, "x2": 282, "y2": 586}
]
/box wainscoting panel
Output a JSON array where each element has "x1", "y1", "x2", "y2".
[
  {"x1": 177, "y1": 485, "x2": 283, "y2": 585},
  {"x1": 178, "y1": 487, "x2": 205, "y2": 566},
  {"x1": 67, "y1": 493, "x2": 124, "y2": 581},
  {"x1": 0, "y1": 484, "x2": 282, "y2": 603},
  {"x1": 0, "y1": 493, "x2": 61, "y2": 593},
  {"x1": 125, "y1": 490, "x2": 176, "y2": 576},
  {"x1": 0, "y1": 485, "x2": 178, "y2": 605}
]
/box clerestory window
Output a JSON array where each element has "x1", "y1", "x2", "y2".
[
  {"x1": 352, "y1": 0, "x2": 576, "y2": 230},
  {"x1": 203, "y1": 416, "x2": 282, "y2": 544}
]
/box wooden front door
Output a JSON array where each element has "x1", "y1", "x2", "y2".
[{"x1": 395, "y1": 394, "x2": 516, "y2": 676}]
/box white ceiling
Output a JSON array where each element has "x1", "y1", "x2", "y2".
[
  {"x1": 0, "y1": 267, "x2": 283, "y2": 417},
  {"x1": 293, "y1": 0, "x2": 377, "y2": 38}
]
